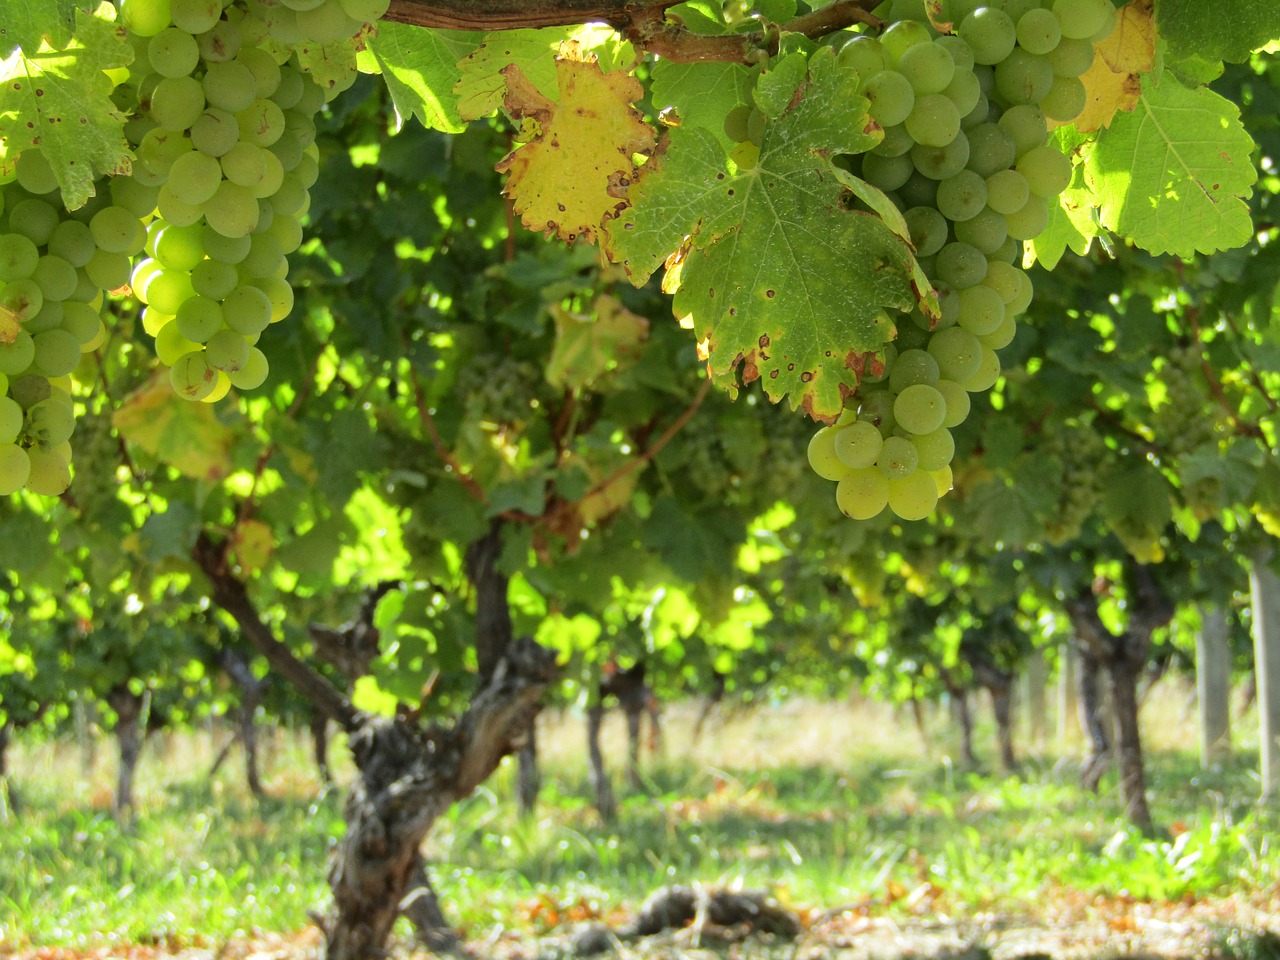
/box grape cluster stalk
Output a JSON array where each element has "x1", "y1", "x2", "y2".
[
  {"x1": 801, "y1": 0, "x2": 1115, "y2": 521},
  {"x1": 0, "y1": 0, "x2": 388, "y2": 496}
]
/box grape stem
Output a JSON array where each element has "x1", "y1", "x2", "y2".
[{"x1": 382, "y1": 0, "x2": 882, "y2": 64}]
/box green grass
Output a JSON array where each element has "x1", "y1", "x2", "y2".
[{"x1": 1, "y1": 693, "x2": 1277, "y2": 950}]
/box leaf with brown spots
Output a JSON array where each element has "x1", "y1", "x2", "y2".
[
  {"x1": 1070, "y1": 0, "x2": 1156, "y2": 133},
  {"x1": 495, "y1": 46, "x2": 655, "y2": 247},
  {"x1": 0, "y1": 6, "x2": 132, "y2": 209},
  {"x1": 605, "y1": 47, "x2": 924, "y2": 421},
  {"x1": 112, "y1": 375, "x2": 238, "y2": 483}
]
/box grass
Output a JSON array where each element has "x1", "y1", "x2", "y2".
[{"x1": 1, "y1": 687, "x2": 1277, "y2": 952}]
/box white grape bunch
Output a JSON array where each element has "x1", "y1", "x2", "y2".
[{"x1": 800, "y1": 0, "x2": 1113, "y2": 521}]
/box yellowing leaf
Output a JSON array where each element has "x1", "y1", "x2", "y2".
[
  {"x1": 231, "y1": 517, "x2": 274, "y2": 575},
  {"x1": 0, "y1": 305, "x2": 19, "y2": 345},
  {"x1": 112, "y1": 374, "x2": 236, "y2": 481},
  {"x1": 495, "y1": 47, "x2": 655, "y2": 246},
  {"x1": 545, "y1": 293, "x2": 648, "y2": 391},
  {"x1": 1072, "y1": 0, "x2": 1156, "y2": 133}
]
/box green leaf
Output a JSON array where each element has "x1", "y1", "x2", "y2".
[
  {"x1": 0, "y1": 6, "x2": 132, "y2": 208},
  {"x1": 607, "y1": 48, "x2": 922, "y2": 420},
  {"x1": 545, "y1": 295, "x2": 648, "y2": 391},
  {"x1": 650, "y1": 59, "x2": 758, "y2": 153},
  {"x1": 112, "y1": 376, "x2": 237, "y2": 482},
  {"x1": 1155, "y1": 0, "x2": 1280, "y2": 63},
  {"x1": 294, "y1": 37, "x2": 358, "y2": 100},
  {"x1": 3, "y1": 0, "x2": 83, "y2": 54},
  {"x1": 368, "y1": 22, "x2": 482, "y2": 134},
  {"x1": 1085, "y1": 71, "x2": 1256, "y2": 258},
  {"x1": 1030, "y1": 133, "x2": 1098, "y2": 269}
]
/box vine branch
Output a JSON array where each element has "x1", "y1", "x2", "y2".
[{"x1": 382, "y1": 0, "x2": 881, "y2": 64}]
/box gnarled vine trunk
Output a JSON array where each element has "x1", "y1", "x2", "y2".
[
  {"x1": 1076, "y1": 645, "x2": 1110, "y2": 790},
  {"x1": 208, "y1": 649, "x2": 266, "y2": 797},
  {"x1": 107, "y1": 685, "x2": 145, "y2": 821},
  {"x1": 311, "y1": 710, "x2": 333, "y2": 787},
  {"x1": 587, "y1": 701, "x2": 616, "y2": 822},
  {"x1": 517, "y1": 730, "x2": 540, "y2": 816}
]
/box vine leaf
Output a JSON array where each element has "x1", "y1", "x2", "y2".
[
  {"x1": 605, "y1": 48, "x2": 923, "y2": 421},
  {"x1": 1071, "y1": 0, "x2": 1155, "y2": 134},
  {"x1": 294, "y1": 36, "x2": 358, "y2": 99},
  {"x1": 1155, "y1": 0, "x2": 1280, "y2": 63},
  {"x1": 0, "y1": 7, "x2": 131, "y2": 208},
  {"x1": 496, "y1": 47, "x2": 655, "y2": 246},
  {"x1": 649, "y1": 59, "x2": 758, "y2": 153},
  {"x1": 1085, "y1": 70, "x2": 1256, "y2": 257},
  {"x1": 112, "y1": 376, "x2": 236, "y2": 482},
  {"x1": 545, "y1": 294, "x2": 648, "y2": 391},
  {"x1": 4, "y1": 0, "x2": 82, "y2": 53},
  {"x1": 367, "y1": 22, "x2": 481, "y2": 133}
]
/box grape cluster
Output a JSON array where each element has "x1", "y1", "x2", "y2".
[
  {"x1": 1150, "y1": 343, "x2": 1228, "y2": 519},
  {"x1": 114, "y1": 0, "x2": 388, "y2": 402},
  {"x1": 807, "y1": 0, "x2": 1115, "y2": 521},
  {"x1": 1038, "y1": 421, "x2": 1107, "y2": 543},
  {"x1": 0, "y1": 153, "x2": 120, "y2": 496}
]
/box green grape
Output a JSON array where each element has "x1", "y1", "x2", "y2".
[
  {"x1": 271, "y1": 67, "x2": 305, "y2": 112},
  {"x1": 82, "y1": 249, "x2": 128, "y2": 291},
  {"x1": 1, "y1": 278, "x2": 44, "y2": 324},
  {"x1": 236, "y1": 46, "x2": 282, "y2": 98},
  {"x1": 936, "y1": 169, "x2": 987, "y2": 222},
  {"x1": 862, "y1": 151, "x2": 914, "y2": 192},
  {"x1": 956, "y1": 284, "x2": 1006, "y2": 336},
  {"x1": 32, "y1": 329, "x2": 81, "y2": 377},
  {"x1": 155, "y1": 320, "x2": 201, "y2": 365},
  {"x1": 936, "y1": 241, "x2": 987, "y2": 288},
  {"x1": 32, "y1": 256, "x2": 78, "y2": 302},
  {"x1": 168, "y1": 150, "x2": 225, "y2": 207},
  {"x1": 863, "y1": 71, "x2": 916, "y2": 128},
  {"x1": 898, "y1": 41, "x2": 955, "y2": 95},
  {"x1": 834, "y1": 419, "x2": 884, "y2": 469},
  {"x1": 191, "y1": 108, "x2": 241, "y2": 157},
  {"x1": 221, "y1": 284, "x2": 272, "y2": 335},
  {"x1": 89, "y1": 206, "x2": 146, "y2": 256},
  {"x1": 269, "y1": 174, "x2": 309, "y2": 218},
  {"x1": 201, "y1": 225, "x2": 252, "y2": 263},
  {"x1": 837, "y1": 36, "x2": 889, "y2": 79},
  {"x1": 191, "y1": 257, "x2": 239, "y2": 299},
  {"x1": 338, "y1": 0, "x2": 390, "y2": 19},
  {"x1": 888, "y1": 470, "x2": 939, "y2": 520},
  {"x1": 808, "y1": 425, "x2": 847, "y2": 481},
  {"x1": 961, "y1": 344, "x2": 1002, "y2": 391},
  {"x1": 154, "y1": 221, "x2": 207, "y2": 271},
  {"x1": 912, "y1": 427, "x2": 954, "y2": 471},
  {"x1": 120, "y1": 0, "x2": 173, "y2": 36},
  {"x1": 1016, "y1": 8, "x2": 1062, "y2": 55},
  {"x1": 170, "y1": 350, "x2": 218, "y2": 400},
  {"x1": 998, "y1": 104, "x2": 1048, "y2": 154},
  {"x1": 888, "y1": 348, "x2": 940, "y2": 392},
  {"x1": 238, "y1": 99, "x2": 287, "y2": 148},
  {"x1": 858, "y1": 387, "x2": 897, "y2": 434},
  {"x1": 60, "y1": 301, "x2": 102, "y2": 345},
  {"x1": 137, "y1": 129, "x2": 193, "y2": 180},
  {"x1": 205, "y1": 181, "x2": 260, "y2": 238},
  {"x1": 175, "y1": 295, "x2": 224, "y2": 342},
  {"x1": 282, "y1": 0, "x2": 327, "y2": 13},
  {"x1": 9, "y1": 374, "x2": 49, "y2": 409},
  {"x1": 0, "y1": 233, "x2": 39, "y2": 281},
  {"x1": 959, "y1": 7, "x2": 1017, "y2": 65},
  {"x1": 984, "y1": 168, "x2": 1031, "y2": 215},
  {"x1": 982, "y1": 260, "x2": 1024, "y2": 304},
  {"x1": 877, "y1": 435, "x2": 919, "y2": 479},
  {"x1": 25, "y1": 301, "x2": 64, "y2": 335},
  {"x1": 1040, "y1": 74, "x2": 1087, "y2": 123},
  {"x1": 47, "y1": 220, "x2": 96, "y2": 268},
  {"x1": 1008, "y1": 266, "x2": 1034, "y2": 313},
  {"x1": 904, "y1": 206, "x2": 948, "y2": 257},
  {"x1": 927, "y1": 326, "x2": 983, "y2": 382},
  {"x1": 198, "y1": 18, "x2": 243, "y2": 62},
  {"x1": 964, "y1": 122, "x2": 1016, "y2": 177},
  {"x1": 836, "y1": 467, "x2": 890, "y2": 520},
  {"x1": 980, "y1": 310, "x2": 1018, "y2": 349},
  {"x1": 151, "y1": 75, "x2": 207, "y2": 132},
  {"x1": 722, "y1": 104, "x2": 752, "y2": 144},
  {"x1": 1046, "y1": 36, "x2": 1095, "y2": 76},
  {"x1": 249, "y1": 274, "x2": 294, "y2": 322},
  {"x1": 935, "y1": 35, "x2": 975, "y2": 74},
  {"x1": 0, "y1": 442, "x2": 30, "y2": 494},
  {"x1": 205, "y1": 327, "x2": 250, "y2": 370},
  {"x1": 292, "y1": 151, "x2": 319, "y2": 190},
  {"x1": 873, "y1": 123, "x2": 916, "y2": 158},
  {"x1": 23, "y1": 444, "x2": 70, "y2": 495},
  {"x1": 994, "y1": 48, "x2": 1054, "y2": 107},
  {"x1": 249, "y1": 149, "x2": 286, "y2": 200},
  {"x1": 881, "y1": 19, "x2": 933, "y2": 62},
  {"x1": 240, "y1": 234, "x2": 283, "y2": 277},
  {"x1": 905, "y1": 93, "x2": 961, "y2": 148},
  {"x1": 894, "y1": 383, "x2": 947, "y2": 435},
  {"x1": 1005, "y1": 194, "x2": 1049, "y2": 240},
  {"x1": 991, "y1": 235, "x2": 1021, "y2": 264},
  {"x1": 953, "y1": 207, "x2": 1008, "y2": 255},
  {"x1": 14, "y1": 151, "x2": 58, "y2": 196},
  {"x1": 898, "y1": 171, "x2": 940, "y2": 209},
  {"x1": 148, "y1": 27, "x2": 201, "y2": 78},
  {"x1": 0, "y1": 396, "x2": 22, "y2": 443},
  {"x1": 24, "y1": 397, "x2": 75, "y2": 445},
  {"x1": 910, "y1": 132, "x2": 970, "y2": 180},
  {"x1": 1052, "y1": 0, "x2": 1113, "y2": 41},
  {"x1": 296, "y1": 1, "x2": 360, "y2": 42},
  {"x1": 205, "y1": 61, "x2": 259, "y2": 113},
  {"x1": 110, "y1": 176, "x2": 161, "y2": 220},
  {"x1": 169, "y1": 0, "x2": 221, "y2": 34},
  {"x1": 228, "y1": 345, "x2": 269, "y2": 389},
  {"x1": 143, "y1": 266, "x2": 196, "y2": 314},
  {"x1": 934, "y1": 378, "x2": 971, "y2": 428},
  {"x1": 931, "y1": 465, "x2": 954, "y2": 496},
  {"x1": 9, "y1": 199, "x2": 60, "y2": 246},
  {"x1": 942, "y1": 67, "x2": 983, "y2": 118}
]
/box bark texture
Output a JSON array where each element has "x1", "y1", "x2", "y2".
[
  {"x1": 107, "y1": 685, "x2": 145, "y2": 820},
  {"x1": 210, "y1": 648, "x2": 266, "y2": 796},
  {"x1": 1196, "y1": 605, "x2": 1232, "y2": 770},
  {"x1": 517, "y1": 729, "x2": 541, "y2": 817}
]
